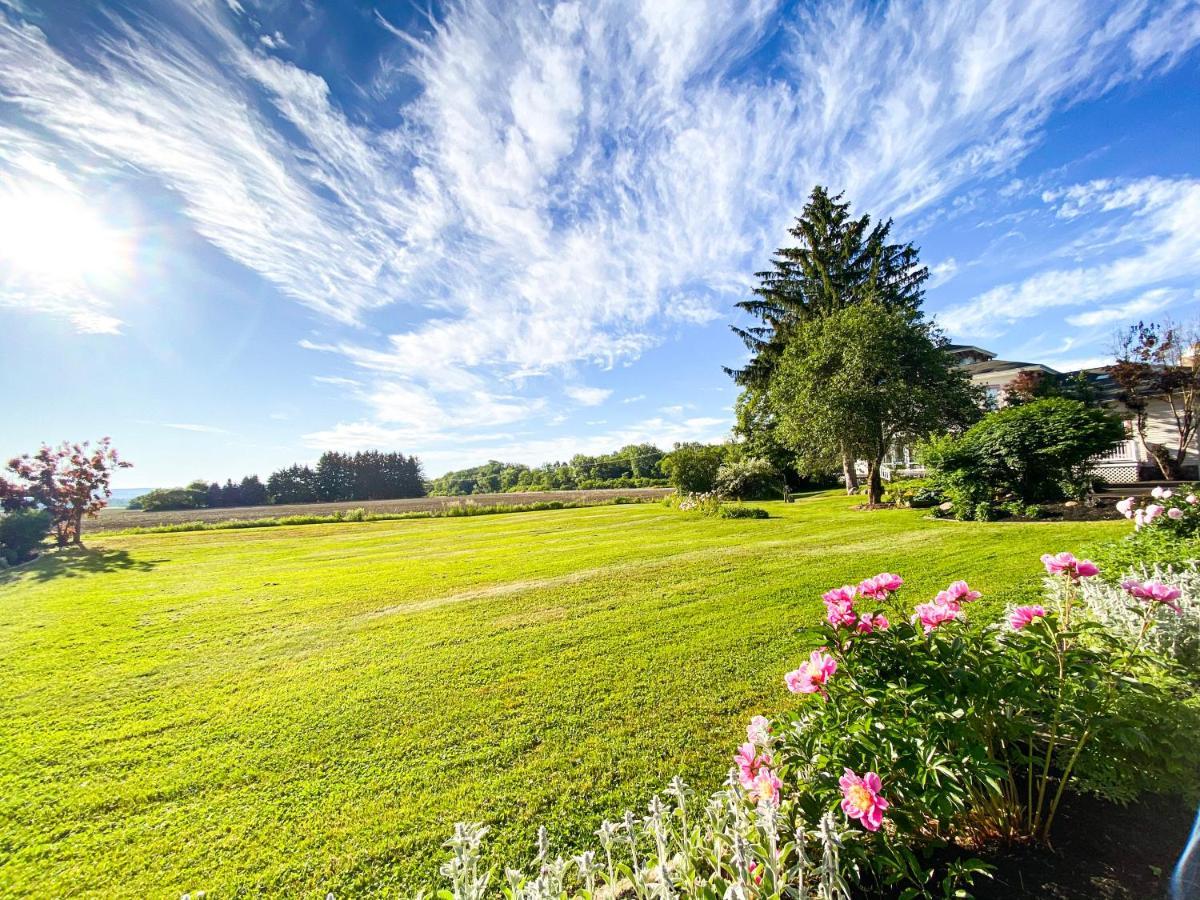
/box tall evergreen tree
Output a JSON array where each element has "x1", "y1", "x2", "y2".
[{"x1": 729, "y1": 186, "x2": 929, "y2": 489}]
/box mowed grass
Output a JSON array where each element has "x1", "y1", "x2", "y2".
[{"x1": 0, "y1": 493, "x2": 1125, "y2": 898}]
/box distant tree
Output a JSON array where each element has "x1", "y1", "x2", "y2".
[
  {"x1": 1110, "y1": 319, "x2": 1200, "y2": 480},
  {"x1": 713, "y1": 457, "x2": 782, "y2": 500},
  {"x1": 728, "y1": 186, "x2": 928, "y2": 491},
  {"x1": 206, "y1": 481, "x2": 223, "y2": 508},
  {"x1": 133, "y1": 486, "x2": 207, "y2": 512},
  {"x1": 239, "y1": 475, "x2": 268, "y2": 507},
  {"x1": 2, "y1": 438, "x2": 131, "y2": 545},
  {"x1": 267, "y1": 464, "x2": 320, "y2": 504},
  {"x1": 660, "y1": 443, "x2": 727, "y2": 494},
  {"x1": 769, "y1": 302, "x2": 980, "y2": 505}
]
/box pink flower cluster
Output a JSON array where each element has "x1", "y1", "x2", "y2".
[
  {"x1": 912, "y1": 580, "x2": 980, "y2": 633},
  {"x1": 785, "y1": 649, "x2": 837, "y2": 697},
  {"x1": 839, "y1": 768, "x2": 889, "y2": 832},
  {"x1": 1008, "y1": 604, "x2": 1046, "y2": 630},
  {"x1": 1040, "y1": 551, "x2": 1098, "y2": 579},
  {"x1": 1116, "y1": 490, "x2": 1198, "y2": 529},
  {"x1": 735, "y1": 722, "x2": 782, "y2": 804},
  {"x1": 822, "y1": 574, "x2": 900, "y2": 631},
  {"x1": 1121, "y1": 578, "x2": 1183, "y2": 614}
]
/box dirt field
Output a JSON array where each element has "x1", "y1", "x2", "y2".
[{"x1": 87, "y1": 487, "x2": 674, "y2": 532}]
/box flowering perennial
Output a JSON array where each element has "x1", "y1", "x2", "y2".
[
  {"x1": 1121, "y1": 578, "x2": 1183, "y2": 613},
  {"x1": 1040, "y1": 551, "x2": 1099, "y2": 579},
  {"x1": 1008, "y1": 604, "x2": 1046, "y2": 630},
  {"x1": 785, "y1": 649, "x2": 837, "y2": 696},
  {"x1": 838, "y1": 769, "x2": 889, "y2": 833}
]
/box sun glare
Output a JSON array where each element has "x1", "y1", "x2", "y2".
[{"x1": 0, "y1": 182, "x2": 130, "y2": 289}]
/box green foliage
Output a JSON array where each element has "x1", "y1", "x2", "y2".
[
  {"x1": 129, "y1": 486, "x2": 208, "y2": 511},
  {"x1": 427, "y1": 445, "x2": 668, "y2": 495},
  {"x1": 882, "y1": 478, "x2": 944, "y2": 509},
  {"x1": 0, "y1": 508, "x2": 51, "y2": 564},
  {"x1": 921, "y1": 398, "x2": 1125, "y2": 517},
  {"x1": 769, "y1": 301, "x2": 980, "y2": 503},
  {"x1": 660, "y1": 442, "x2": 727, "y2": 494},
  {"x1": 715, "y1": 504, "x2": 769, "y2": 519},
  {"x1": 713, "y1": 456, "x2": 781, "y2": 500},
  {"x1": 1086, "y1": 526, "x2": 1200, "y2": 580}
]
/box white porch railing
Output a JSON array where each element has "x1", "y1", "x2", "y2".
[{"x1": 1093, "y1": 439, "x2": 1138, "y2": 465}]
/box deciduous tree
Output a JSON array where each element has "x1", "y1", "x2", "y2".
[
  {"x1": 3, "y1": 438, "x2": 131, "y2": 546},
  {"x1": 769, "y1": 302, "x2": 979, "y2": 505}
]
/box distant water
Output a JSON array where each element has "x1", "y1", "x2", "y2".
[{"x1": 108, "y1": 488, "x2": 154, "y2": 509}]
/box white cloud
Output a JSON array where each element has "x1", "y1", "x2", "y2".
[
  {"x1": 940, "y1": 177, "x2": 1200, "y2": 337},
  {"x1": 622, "y1": 394, "x2": 646, "y2": 404},
  {"x1": 928, "y1": 258, "x2": 959, "y2": 289},
  {"x1": 1064, "y1": 287, "x2": 1191, "y2": 327},
  {"x1": 1, "y1": 0, "x2": 1197, "y2": 457},
  {"x1": 164, "y1": 423, "x2": 229, "y2": 434},
  {"x1": 565, "y1": 385, "x2": 612, "y2": 406}
]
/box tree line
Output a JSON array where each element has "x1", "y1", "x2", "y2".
[
  {"x1": 131, "y1": 451, "x2": 425, "y2": 511},
  {"x1": 427, "y1": 444, "x2": 669, "y2": 495}
]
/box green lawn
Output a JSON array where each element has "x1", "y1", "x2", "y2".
[{"x1": 0, "y1": 493, "x2": 1124, "y2": 897}]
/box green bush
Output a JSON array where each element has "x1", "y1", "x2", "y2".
[
  {"x1": 0, "y1": 508, "x2": 51, "y2": 564},
  {"x1": 716, "y1": 504, "x2": 769, "y2": 519},
  {"x1": 713, "y1": 457, "x2": 781, "y2": 500},
  {"x1": 921, "y1": 398, "x2": 1125, "y2": 518},
  {"x1": 1087, "y1": 527, "x2": 1200, "y2": 579},
  {"x1": 131, "y1": 487, "x2": 207, "y2": 512},
  {"x1": 881, "y1": 477, "x2": 944, "y2": 508},
  {"x1": 660, "y1": 443, "x2": 726, "y2": 494}
]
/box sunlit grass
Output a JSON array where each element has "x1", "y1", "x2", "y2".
[{"x1": 0, "y1": 493, "x2": 1124, "y2": 897}]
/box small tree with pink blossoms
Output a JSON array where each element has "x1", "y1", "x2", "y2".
[{"x1": 3, "y1": 438, "x2": 131, "y2": 546}]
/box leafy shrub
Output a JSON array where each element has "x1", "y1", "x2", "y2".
[
  {"x1": 660, "y1": 443, "x2": 727, "y2": 494},
  {"x1": 0, "y1": 508, "x2": 51, "y2": 564},
  {"x1": 716, "y1": 504, "x2": 769, "y2": 519},
  {"x1": 713, "y1": 457, "x2": 781, "y2": 500},
  {"x1": 130, "y1": 487, "x2": 207, "y2": 512},
  {"x1": 921, "y1": 398, "x2": 1125, "y2": 518},
  {"x1": 882, "y1": 477, "x2": 944, "y2": 508}
]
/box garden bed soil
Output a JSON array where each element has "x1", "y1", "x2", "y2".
[{"x1": 971, "y1": 792, "x2": 1193, "y2": 899}]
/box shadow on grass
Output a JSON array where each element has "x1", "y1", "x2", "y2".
[{"x1": 23, "y1": 547, "x2": 161, "y2": 582}]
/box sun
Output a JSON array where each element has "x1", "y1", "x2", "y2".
[{"x1": 0, "y1": 181, "x2": 130, "y2": 289}]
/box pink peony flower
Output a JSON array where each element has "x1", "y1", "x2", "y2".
[
  {"x1": 1041, "y1": 551, "x2": 1099, "y2": 579},
  {"x1": 1187, "y1": 494, "x2": 1198, "y2": 505},
  {"x1": 747, "y1": 766, "x2": 782, "y2": 805},
  {"x1": 1008, "y1": 604, "x2": 1047, "y2": 630},
  {"x1": 734, "y1": 742, "x2": 772, "y2": 788},
  {"x1": 913, "y1": 599, "x2": 960, "y2": 633},
  {"x1": 1145, "y1": 504, "x2": 1165, "y2": 523},
  {"x1": 1168, "y1": 507, "x2": 1185, "y2": 520},
  {"x1": 856, "y1": 612, "x2": 890, "y2": 634},
  {"x1": 822, "y1": 586, "x2": 858, "y2": 628},
  {"x1": 785, "y1": 649, "x2": 838, "y2": 697},
  {"x1": 1116, "y1": 496, "x2": 1136, "y2": 518},
  {"x1": 934, "y1": 580, "x2": 981, "y2": 610},
  {"x1": 1135, "y1": 509, "x2": 1147, "y2": 529},
  {"x1": 747, "y1": 715, "x2": 771, "y2": 747},
  {"x1": 1121, "y1": 578, "x2": 1183, "y2": 614},
  {"x1": 857, "y1": 572, "x2": 903, "y2": 600},
  {"x1": 1152, "y1": 486, "x2": 1171, "y2": 499},
  {"x1": 839, "y1": 768, "x2": 889, "y2": 832}
]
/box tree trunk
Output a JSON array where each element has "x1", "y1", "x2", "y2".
[
  {"x1": 842, "y1": 451, "x2": 859, "y2": 495},
  {"x1": 866, "y1": 459, "x2": 884, "y2": 505},
  {"x1": 1144, "y1": 441, "x2": 1182, "y2": 480}
]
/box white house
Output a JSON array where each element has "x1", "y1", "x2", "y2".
[{"x1": 871, "y1": 344, "x2": 1200, "y2": 485}]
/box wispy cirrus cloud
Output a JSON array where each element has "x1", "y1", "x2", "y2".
[
  {"x1": 939, "y1": 177, "x2": 1200, "y2": 337},
  {"x1": 1, "y1": 0, "x2": 1198, "y2": 466}
]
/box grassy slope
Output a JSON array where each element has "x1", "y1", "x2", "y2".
[{"x1": 0, "y1": 494, "x2": 1124, "y2": 898}]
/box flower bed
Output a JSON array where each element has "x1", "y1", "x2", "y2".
[{"x1": 429, "y1": 538, "x2": 1199, "y2": 898}]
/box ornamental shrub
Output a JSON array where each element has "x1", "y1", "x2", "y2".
[
  {"x1": 0, "y1": 508, "x2": 51, "y2": 564},
  {"x1": 920, "y1": 397, "x2": 1125, "y2": 518},
  {"x1": 716, "y1": 504, "x2": 769, "y2": 519},
  {"x1": 713, "y1": 457, "x2": 782, "y2": 500},
  {"x1": 881, "y1": 477, "x2": 943, "y2": 508}
]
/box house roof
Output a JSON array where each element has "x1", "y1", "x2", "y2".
[
  {"x1": 961, "y1": 359, "x2": 1059, "y2": 377},
  {"x1": 946, "y1": 344, "x2": 997, "y2": 359}
]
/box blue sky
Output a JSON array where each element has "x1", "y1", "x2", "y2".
[{"x1": 1, "y1": 0, "x2": 1198, "y2": 488}]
